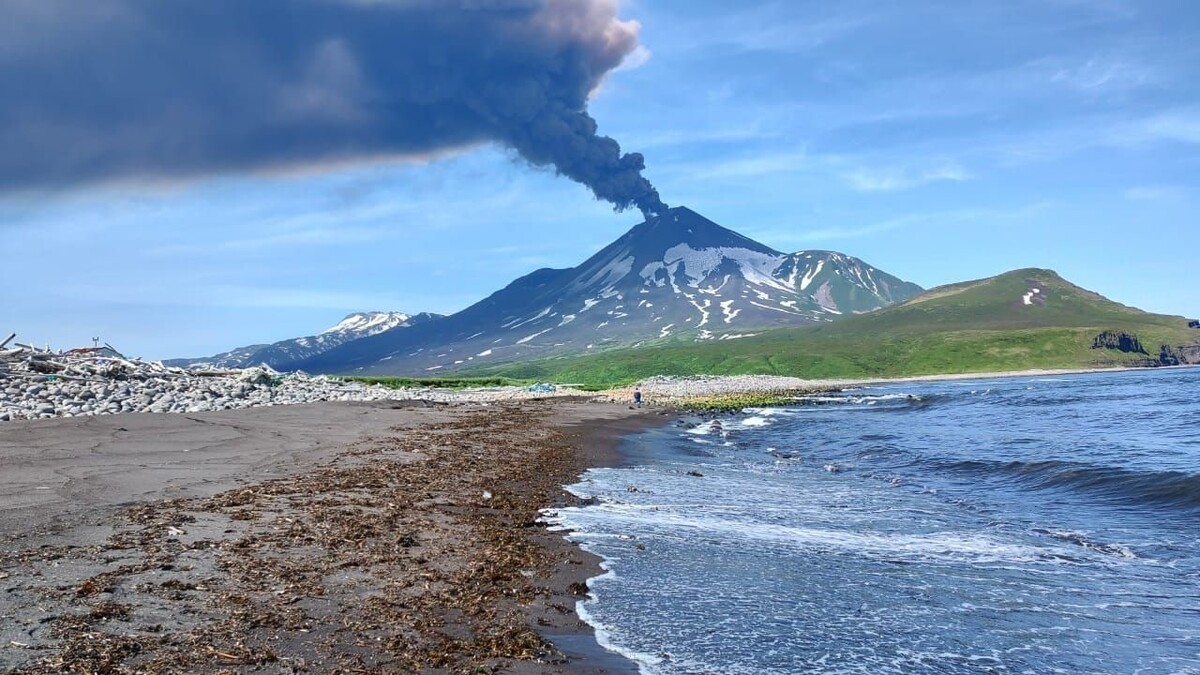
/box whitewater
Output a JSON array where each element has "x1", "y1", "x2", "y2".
[{"x1": 546, "y1": 367, "x2": 1200, "y2": 674}]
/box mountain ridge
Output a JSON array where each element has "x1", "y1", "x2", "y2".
[
  {"x1": 165, "y1": 311, "x2": 442, "y2": 370},
  {"x1": 291, "y1": 206, "x2": 923, "y2": 375},
  {"x1": 465, "y1": 267, "x2": 1200, "y2": 385}
]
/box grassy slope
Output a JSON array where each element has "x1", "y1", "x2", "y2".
[
  {"x1": 467, "y1": 269, "x2": 1198, "y2": 387},
  {"x1": 343, "y1": 376, "x2": 532, "y2": 389}
]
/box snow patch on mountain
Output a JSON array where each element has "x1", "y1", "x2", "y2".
[
  {"x1": 322, "y1": 311, "x2": 411, "y2": 336},
  {"x1": 799, "y1": 259, "x2": 826, "y2": 291},
  {"x1": 166, "y1": 311, "x2": 437, "y2": 370}
]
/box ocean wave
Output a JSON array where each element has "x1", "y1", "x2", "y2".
[
  {"x1": 684, "y1": 415, "x2": 775, "y2": 437},
  {"x1": 785, "y1": 393, "x2": 944, "y2": 409},
  {"x1": 932, "y1": 458, "x2": 1200, "y2": 511},
  {"x1": 558, "y1": 505, "x2": 1054, "y2": 564},
  {"x1": 1033, "y1": 528, "x2": 1138, "y2": 559},
  {"x1": 684, "y1": 420, "x2": 722, "y2": 435},
  {"x1": 575, "y1": 597, "x2": 665, "y2": 672}
]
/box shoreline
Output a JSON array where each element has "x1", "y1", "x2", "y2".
[
  {"x1": 528, "y1": 404, "x2": 677, "y2": 674},
  {"x1": 4, "y1": 362, "x2": 1195, "y2": 428},
  {"x1": 607, "y1": 363, "x2": 1196, "y2": 405},
  {"x1": 0, "y1": 398, "x2": 671, "y2": 673},
  {"x1": 3, "y1": 365, "x2": 1187, "y2": 670}
]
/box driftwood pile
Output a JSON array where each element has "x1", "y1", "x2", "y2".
[
  {"x1": 1, "y1": 335, "x2": 369, "y2": 421},
  {"x1": 0, "y1": 334, "x2": 587, "y2": 423},
  {"x1": 2, "y1": 338, "x2": 213, "y2": 382}
]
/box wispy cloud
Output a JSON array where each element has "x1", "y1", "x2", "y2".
[
  {"x1": 624, "y1": 123, "x2": 776, "y2": 149},
  {"x1": 1049, "y1": 58, "x2": 1152, "y2": 91},
  {"x1": 646, "y1": 5, "x2": 874, "y2": 56},
  {"x1": 1138, "y1": 109, "x2": 1200, "y2": 144},
  {"x1": 682, "y1": 151, "x2": 808, "y2": 180},
  {"x1": 55, "y1": 280, "x2": 414, "y2": 312},
  {"x1": 753, "y1": 201, "x2": 1057, "y2": 250},
  {"x1": 789, "y1": 218, "x2": 912, "y2": 243},
  {"x1": 202, "y1": 286, "x2": 409, "y2": 310},
  {"x1": 843, "y1": 162, "x2": 972, "y2": 192},
  {"x1": 1124, "y1": 185, "x2": 1187, "y2": 201},
  {"x1": 988, "y1": 107, "x2": 1200, "y2": 167},
  {"x1": 721, "y1": 14, "x2": 872, "y2": 53},
  {"x1": 1039, "y1": 0, "x2": 1138, "y2": 21}
]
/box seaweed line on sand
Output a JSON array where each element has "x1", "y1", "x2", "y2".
[{"x1": 2, "y1": 402, "x2": 604, "y2": 674}]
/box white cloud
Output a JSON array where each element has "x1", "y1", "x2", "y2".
[
  {"x1": 843, "y1": 162, "x2": 972, "y2": 192},
  {"x1": 1124, "y1": 185, "x2": 1186, "y2": 201},
  {"x1": 986, "y1": 107, "x2": 1200, "y2": 167},
  {"x1": 683, "y1": 151, "x2": 808, "y2": 180},
  {"x1": 753, "y1": 201, "x2": 1057, "y2": 249},
  {"x1": 1049, "y1": 58, "x2": 1151, "y2": 91},
  {"x1": 682, "y1": 7, "x2": 875, "y2": 55},
  {"x1": 788, "y1": 218, "x2": 911, "y2": 243},
  {"x1": 623, "y1": 122, "x2": 776, "y2": 149},
  {"x1": 1139, "y1": 110, "x2": 1200, "y2": 144},
  {"x1": 616, "y1": 44, "x2": 653, "y2": 71}
]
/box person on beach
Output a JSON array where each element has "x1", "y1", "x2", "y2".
[{"x1": 633, "y1": 389, "x2": 643, "y2": 407}]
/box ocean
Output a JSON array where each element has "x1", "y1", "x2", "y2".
[{"x1": 545, "y1": 368, "x2": 1200, "y2": 674}]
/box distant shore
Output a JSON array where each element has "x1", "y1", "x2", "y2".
[
  {"x1": 0, "y1": 398, "x2": 665, "y2": 673},
  {"x1": 605, "y1": 364, "x2": 1189, "y2": 405}
]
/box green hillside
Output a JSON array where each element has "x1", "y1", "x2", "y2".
[{"x1": 467, "y1": 269, "x2": 1200, "y2": 387}]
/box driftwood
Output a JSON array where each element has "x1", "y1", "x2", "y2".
[
  {"x1": 0, "y1": 333, "x2": 15, "y2": 349},
  {"x1": 27, "y1": 359, "x2": 66, "y2": 374},
  {"x1": 0, "y1": 338, "x2": 202, "y2": 386},
  {"x1": 188, "y1": 369, "x2": 245, "y2": 378}
]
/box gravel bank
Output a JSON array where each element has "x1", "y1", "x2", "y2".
[
  {"x1": 603, "y1": 374, "x2": 853, "y2": 404},
  {"x1": 0, "y1": 358, "x2": 589, "y2": 422}
]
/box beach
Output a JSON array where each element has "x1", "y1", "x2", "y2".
[
  {"x1": 0, "y1": 398, "x2": 667, "y2": 673},
  {"x1": 2, "y1": 366, "x2": 1191, "y2": 672}
]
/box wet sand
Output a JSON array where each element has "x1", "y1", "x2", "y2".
[{"x1": 0, "y1": 398, "x2": 667, "y2": 673}]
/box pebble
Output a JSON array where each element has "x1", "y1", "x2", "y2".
[
  {"x1": 603, "y1": 374, "x2": 851, "y2": 405},
  {"x1": 1, "y1": 364, "x2": 588, "y2": 423}
]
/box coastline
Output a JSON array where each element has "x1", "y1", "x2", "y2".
[
  {"x1": 523, "y1": 402, "x2": 677, "y2": 674},
  {"x1": 0, "y1": 397, "x2": 670, "y2": 673},
  {"x1": 605, "y1": 363, "x2": 1198, "y2": 405},
  {"x1": 3, "y1": 364, "x2": 1188, "y2": 671}
]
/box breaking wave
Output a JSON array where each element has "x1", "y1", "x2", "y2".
[
  {"x1": 931, "y1": 458, "x2": 1200, "y2": 511},
  {"x1": 785, "y1": 392, "x2": 946, "y2": 409}
]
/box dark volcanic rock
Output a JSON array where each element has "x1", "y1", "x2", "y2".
[
  {"x1": 1091, "y1": 331, "x2": 1146, "y2": 354},
  {"x1": 1158, "y1": 344, "x2": 1183, "y2": 366},
  {"x1": 1156, "y1": 344, "x2": 1200, "y2": 366},
  {"x1": 1188, "y1": 319, "x2": 1199, "y2": 329},
  {"x1": 1178, "y1": 344, "x2": 1200, "y2": 363}
]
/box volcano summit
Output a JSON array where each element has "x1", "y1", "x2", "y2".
[{"x1": 292, "y1": 207, "x2": 923, "y2": 375}]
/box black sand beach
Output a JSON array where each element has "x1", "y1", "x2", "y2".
[{"x1": 0, "y1": 398, "x2": 666, "y2": 673}]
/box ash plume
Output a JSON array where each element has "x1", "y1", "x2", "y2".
[{"x1": 0, "y1": 0, "x2": 667, "y2": 217}]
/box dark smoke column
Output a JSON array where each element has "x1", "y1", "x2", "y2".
[
  {"x1": 501, "y1": 102, "x2": 667, "y2": 218},
  {"x1": 0, "y1": 0, "x2": 668, "y2": 216},
  {"x1": 464, "y1": 0, "x2": 669, "y2": 217}
]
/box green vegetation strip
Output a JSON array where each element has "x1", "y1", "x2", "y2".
[
  {"x1": 672, "y1": 390, "x2": 836, "y2": 413},
  {"x1": 466, "y1": 269, "x2": 1198, "y2": 389},
  {"x1": 344, "y1": 376, "x2": 533, "y2": 390}
]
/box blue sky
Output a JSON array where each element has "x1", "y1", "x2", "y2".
[{"x1": 3, "y1": 0, "x2": 1198, "y2": 359}]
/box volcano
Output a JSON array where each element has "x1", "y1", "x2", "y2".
[{"x1": 290, "y1": 207, "x2": 923, "y2": 375}]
